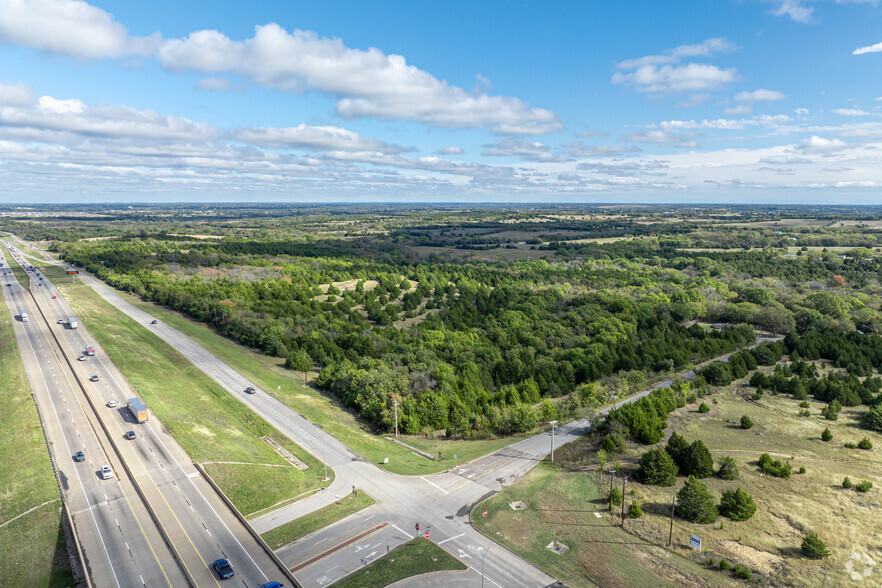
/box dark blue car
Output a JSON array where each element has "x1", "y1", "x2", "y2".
[
  {"x1": 259, "y1": 583, "x2": 284, "y2": 588},
  {"x1": 213, "y1": 558, "x2": 234, "y2": 580}
]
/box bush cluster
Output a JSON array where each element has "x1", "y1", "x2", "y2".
[{"x1": 758, "y1": 453, "x2": 792, "y2": 478}]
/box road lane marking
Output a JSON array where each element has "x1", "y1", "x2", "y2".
[
  {"x1": 469, "y1": 565, "x2": 502, "y2": 588},
  {"x1": 290, "y1": 523, "x2": 388, "y2": 573},
  {"x1": 315, "y1": 538, "x2": 327, "y2": 545},
  {"x1": 390, "y1": 524, "x2": 414, "y2": 539},
  {"x1": 420, "y1": 476, "x2": 449, "y2": 495},
  {"x1": 438, "y1": 533, "x2": 465, "y2": 545}
]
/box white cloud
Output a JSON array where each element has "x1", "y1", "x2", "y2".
[
  {"x1": 734, "y1": 89, "x2": 786, "y2": 102},
  {"x1": 772, "y1": 0, "x2": 813, "y2": 23},
  {"x1": 794, "y1": 108, "x2": 810, "y2": 117},
  {"x1": 567, "y1": 143, "x2": 641, "y2": 157},
  {"x1": 437, "y1": 146, "x2": 464, "y2": 155},
  {"x1": 195, "y1": 77, "x2": 237, "y2": 92},
  {"x1": 157, "y1": 24, "x2": 561, "y2": 134},
  {"x1": 621, "y1": 130, "x2": 698, "y2": 147},
  {"x1": 854, "y1": 41, "x2": 882, "y2": 55},
  {"x1": 0, "y1": 0, "x2": 161, "y2": 58},
  {"x1": 612, "y1": 63, "x2": 738, "y2": 94},
  {"x1": 659, "y1": 114, "x2": 791, "y2": 130},
  {"x1": 833, "y1": 107, "x2": 870, "y2": 116},
  {"x1": 0, "y1": 81, "x2": 34, "y2": 106},
  {"x1": 797, "y1": 135, "x2": 847, "y2": 152},
  {"x1": 615, "y1": 38, "x2": 735, "y2": 69},
  {"x1": 725, "y1": 105, "x2": 752, "y2": 115},
  {"x1": 482, "y1": 138, "x2": 570, "y2": 162},
  {"x1": 235, "y1": 124, "x2": 407, "y2": 154}
]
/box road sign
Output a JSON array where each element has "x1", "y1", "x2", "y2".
[
  {"x1": 690, "y1": 534, "x2": 701, "y2": 551},
  {"x1": 483, "y1": 510, "x2": 488, "y2": 517},
  {"x1": 415, "y1": 523, "x2": 420, "y2": 531},
  {"x1": 424, "y1": 531, "x2": 430, "y2": 539},
  {"x1": 67, "y1": 270, "x2": 78, "y2": 275}
]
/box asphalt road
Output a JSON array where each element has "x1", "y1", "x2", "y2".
[
  {"x1": 11, "y1": 237, "x2": 780, "y2": 588},
  {"x1": 3, "y1": 244, "x2": 291, "y2": 587}
]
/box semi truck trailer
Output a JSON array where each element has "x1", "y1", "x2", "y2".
[{"x1": 127, "y1": 398, "x2": 148, "y2": 423}]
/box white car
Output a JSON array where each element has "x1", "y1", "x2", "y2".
[
  {"x1": 57, "y1": 319, "x2": 64, "y2": 324},
  {"x1": 106, "y1": 400, "x2": 117, "y2": 408},
  {"x1": 77, "y1": 355, "x2": 86, "y2": 361},
  {"x1": 100, "y1": 465, "x2": 113, "y2": 480}
]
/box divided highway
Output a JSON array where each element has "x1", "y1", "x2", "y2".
[{"x1": 2, "y1": 244, "x2": 292, "y2": 587}]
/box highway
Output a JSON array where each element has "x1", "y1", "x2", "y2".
[{"x1": 2, "y1": 244, "x2": 292, "y2": 587}]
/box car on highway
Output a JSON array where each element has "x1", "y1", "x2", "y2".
[
  {"x1": 124, "y1": 431, "x2": 136, "y2": 440},
  {"x1": 245, "y1": 386, "x2": 256, "y2": 394},
  {"x1": 73, "y1": 451, "x2": 85, "y2": 462},
  {"x1": 259, "y1": 583, "x2": 284, "y2": 588},
  {"x1": 150, "y1": 319, "x2": 158, "y2": 324},
  {"x1": 77, "y1": 355, "x2": 86, "y2": 361},
  {"x1": 56, "y1": 319, "x2": 64, "y2": 324},
  {"x1": 89, "y1": 375, "x2": 99, "y2": 382},
  {"x1": 52, "y1": 295, "x2": 56, "y2": 299},
  {"x1": 212, "y1": 558, "x2": 234, "y2": 580},
  {"x1": 100, "y1": 465, "x2": 113, "y2": 480},
  {"x1": 107, "y1": 400, "x2": 117, "y2": 408}
]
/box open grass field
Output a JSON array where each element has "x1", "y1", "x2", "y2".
[
  {"x1": 473, "y1": 462, "x2": 731, "y2": 588},
  {"x1": 332, "y1": 537, "x2": 466, "y2": 588},
  {"x1": 78, "y1": 275, "x2": 536, "y2": 476},
  {"x1": 44, "y1": 265, "x2": 329, "y2": 516},
  {"x1": 0, "y1": 285, "x2": 74, "y2": 587},
  {"x1": 260, "y1": 491, "x2": 375, "y2": 549}
]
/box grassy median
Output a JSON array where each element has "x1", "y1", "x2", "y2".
[
  {"x1": 261, "y1": 491, "x2": 375, "y2": 548},
  {"x1": 0, "y1": 287, "x2": 74, "y2": 587},
  {"x1": 45, "y1": 265, "x2": 330, "y2": 516},
  {"x1": 332, "y1": 538, "x2": 466, "y2": 588}
]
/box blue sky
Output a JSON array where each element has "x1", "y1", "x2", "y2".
[{"x1": 1, "y1": 0, "x2": 882, "y2": 203}]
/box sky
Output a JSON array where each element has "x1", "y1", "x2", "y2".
[{"x1": 1, "y1": 0, "x2": 882, "y2": 204}]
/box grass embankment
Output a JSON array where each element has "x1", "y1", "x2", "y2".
[
  {"x1": 45, "y1": 266, "x2": 329, "y2": 516},
  {"x1": 332, "y1": 538, "x2": 466, "y2": 588},
  {"x1": 261, "y1": 491, "x2": 375, "y2": 548},
  {"x1": 67, "y1": 269, "x2": 527, "y2": 475},
  {"x1": 0, "y1": 287, "x2": 74, "y2": 587},
  {"x1": 1, "y1": 242, "x2": 31, "y2": 286},
  {"x1": 473, "y1": 462, "x2": 724, "y2": 588}
]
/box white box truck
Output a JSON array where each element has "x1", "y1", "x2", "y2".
[
  {"x1": 68, "y1": 317, "x2": 78, "y2": 329},
  {"x1": 20, "y1": 309, "x2": 28, "y2": 322}
]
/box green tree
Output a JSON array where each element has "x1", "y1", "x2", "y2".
[
  {"x1": 627, "y1": 501, "x2": 643, "y2": 518},
  {"x1": 719, "y1": 488, "x2": 757, "y2": 521},
  {"x1": 842, "y1": 476, "x2": 852, "y2": 489},
  {"x1": 858, "y1": 437, "x2": 873, "y2": 450},
  {"x1": 676, "y1": 476, "x2": 718, "y2": 524},
  {"x1": 609, "y1": 486, "x2": 623, "y2": 507},
  {"x1": 665, "y1": 432, "x2": 689, "y2": 468},
  {"x1": 682, "y1": 440, "x2": 714, "y2": 478},
  {"x1": 821, "y1": 428, "x2": 833, "y2": 442},
  {"x1": 740, "y1": 415, "x2": 753, "y2": 429},
  {"x1": 637, "y1": 448, "x2": 678, "y2": 486},
  {"x1": 856, "y1": 480, "x2": 873, "y2": 493},
  {"x1": 861, "y1": 405, "x2": 882, "y2": 432},
  {"x1": 285, "y1": 349, "x2": 313, "y2": 381},
  {"x1": 801, "y1": 532, "x2": 830, "y2": 559},
  {"x1": 698, "y1": 402, "x2": 710, "y2": 413},
  {"x1": 596, "y1": 449, "x2": 608, "y2": 483},
  {"x1": 716, "y1": 456, "x2": 739, "y2": 480}
]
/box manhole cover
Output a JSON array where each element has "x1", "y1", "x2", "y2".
[
  {"x1": 546, "y1": 541, "x2": 569, "y2": 556},
  {"x1": 509, "y1": 500, "x2": 528, "y2": 510}
]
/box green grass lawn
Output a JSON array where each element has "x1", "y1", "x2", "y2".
[
  {"x1": 74, "y1": 272, "x2": 532, "y2": 475},
  {"x1": 472, "y1": 462, "x2": 729, "y2": 588},
  {"x1": 260, "y1": 491, "x2": 375, "y2": 548},
  {"x1": 332, "y1": 538, "x2": 466, "y2": 588},
  {"x1": 0, "y1": 289, "x2": 74, "y2": 587},
  {"x1": 47, "y1": 268, "x2": 329, "y2": 516}
]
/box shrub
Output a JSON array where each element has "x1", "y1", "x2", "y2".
[
  {"x1": 821, "y1": 428, "x2": 832, "y2": 442},
  {"x1": 844, "y1": 442, "x2": 857, "y2": 449},
  {"x1": 856, "y1": 480, "x2": 873, "y2": 493},
  {"x1": 716, "y1": 456, "x2": 739, "y2": 480},
  {"x1": 676, "y1": 476, "x2": 718, "y2": 524},
  {"x1": 719, "y1": 488, "x2": 757, "y2": 521},
  {"x1": 798, "y1": 466, "x2": 806, "y2": 474},
  {"x1": 637, "y1": 448, "x2": 679, "y2": 486},
  {"x1": 842, "y1": 476, "x2": 852, "y2": 488},
  {"x1": 627, "y1": 501, "x2": 643, "y2": 518},
  {"x1": 602, "y1": 433, "x2": 625, "y2": 453},
  {"x1": 858, "y1": 437, "x2": 873, "y2": 450},
  {"x1": 687, "y1": 392, "x2": 697, "y2": 404},
  {"x1": 698, "y1": 402, "x2": 711, "y2": 413},
  {"x1": 719, "y1": 558, "x2": 731, "y2": 570},
  {"x1": 799, "y1": 409, "x2": 811, "y2": 417},
  {"x1": 682, "y1": 440, "x2": 715, "y2": 478},
  {"x1": 758, "y1": 453, "x2": 792, "y2": 478},
  {"x1": 706, "y1": 557, "x2": 715, "y2": 567},
  {"x1": 801, "y1": 532, "x2": 830, "y2": 559},
  {"x1": 740, "y1": 415, "x2": 753, "y2": 429},
  {"x1": 610, "y1": 486, "x2": 623, "y2": 506},
  {"x1": 665, "y1": 432, "x2": 689, "y2": 467},
  {"x1": 799, "y1": 401, "x2": 810, "y2": 408},
  {"x1": 733, "y1": 564, "x2": 753, "y2": 580}
]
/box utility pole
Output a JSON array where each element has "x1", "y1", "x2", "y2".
[
  {"x1": 668, "y1": 494, "x2": 676, "y2": 546},
  {"x1": 393, "y1": 400, "x2": 399, "y2": 437},
  {"x1": 608, "y1": 468, "x2": 616, "y2": 512},
  {"x1": 481, "y1": 543, "x2": 494, "y2": 588},
  {"x1": 549, "y1": 420, "x2": 557, "y2": 462},
  {"x1": 620, "y1": 476, "x2": 628, "y2": 526}
]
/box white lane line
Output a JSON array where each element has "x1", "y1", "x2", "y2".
[
  {"x1": 325, "y1": 565, "x2": 339, "y2": 573},
  {"x1": 315, "y1": 538, "x2": 327, "y2": 545},
  {"x1": 364, "y1": 514, "x2": 375, "y2": 521},
  {"x1": 420, "y1": 476, "x2": 449, "y2": 495},
  {"x1": 438, "y1": 533, "x2": 465, "y2": 545},
  {"x1": 390, "y1": 524, "x2": 414, "y2": 539},
  {"x1": 469, "y1": 565, "x2": 503, "y2": 588}
]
